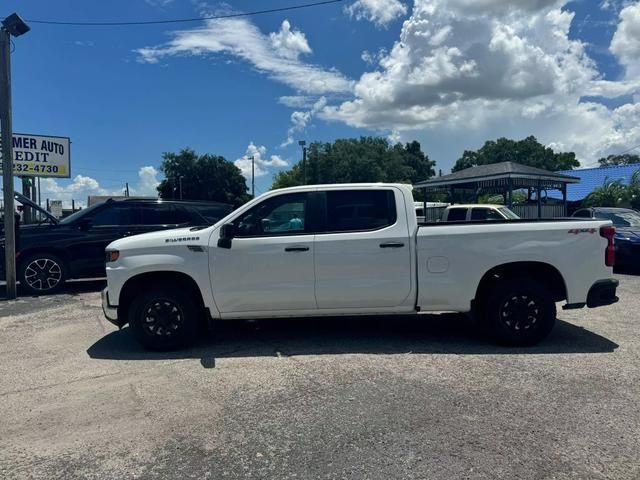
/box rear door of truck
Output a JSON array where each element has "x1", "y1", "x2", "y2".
[{"x1": 313, "y1": 187, "x2": 413, "y2": 309}]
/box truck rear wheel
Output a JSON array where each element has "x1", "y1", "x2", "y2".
[
  {"x1": 482, "y1": 279, "x2": 556, "y2": 346},
  {"x1": 128, "y1": 287, "x2": 200, "y2": 351}
]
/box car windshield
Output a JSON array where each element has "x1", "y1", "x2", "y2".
[
  {"x1": 58, "y1": 202, "x2": 103, "y2": 224},
  {"x1": 596, "y1": 210, "x2": 640, "y2": 228},
  {"x1": 499, "y1": 207, "x2": 520, "y2": 219}
]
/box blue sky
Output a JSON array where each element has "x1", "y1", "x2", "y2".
[{"x1": 2, "y1": 0, "x2": 640, "y2": 205}]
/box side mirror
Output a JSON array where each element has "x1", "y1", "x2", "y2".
[
  {"x1": 217, "y1": 223, "x2": 236, "y2": 249},
  {"x1": 79, "y1": 218, "x2": 92, "y2": 231}
]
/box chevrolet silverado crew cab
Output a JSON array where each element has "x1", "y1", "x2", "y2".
[{"x1": 102, "y1": 184, "x2": 619, "y2": 351}]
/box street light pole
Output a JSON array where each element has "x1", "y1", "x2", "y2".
[
  {"x1": 250, "y1": 155, "x2": 255, "y2": 198},
  {"x1": 298, "y1": 140, "x2": 307, "y2": 185},
  {"x1": 0, "y1": 14, "x2": 29, "y2": 299},
  {"x1": 0, "y1": 27, "x2": 16, "y2": 298}
]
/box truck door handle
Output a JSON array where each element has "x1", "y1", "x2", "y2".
[
  {"x1": 285, "y1": 246, "x2": 310, "y2": 252},
  {"x1": 380, "y1": 242, "x2": 405, "y2": 249}
]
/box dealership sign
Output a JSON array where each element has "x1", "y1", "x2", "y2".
[{"x1": 0, "y1": 133, "x2": 71, "y2": 178}]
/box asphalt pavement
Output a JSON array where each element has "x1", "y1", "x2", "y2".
[{"x1": 0, "y1": 276, "x2": 639, "y2": 479}]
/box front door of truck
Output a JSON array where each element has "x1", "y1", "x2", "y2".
[{"x1": 210, "y1": 192, "x2": 317, "y2": 314}]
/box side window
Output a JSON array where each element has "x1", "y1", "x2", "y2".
[
  {"x1": 89, "y1": 204, "x2": 132, "y2": 226},
  {"x1": 325, "y1": 190, "x2": 396, "y2": 232},
  {"x1": 471, "y1": 208, "x2": 488, "y2": 221},
  {"x1": 472, "y1": 208, "x2": 504, "y2": 221},
  {"x1": 574, "y1": 209, "x2": 591, "y2": 218},
  {"x1": 234, "y1": 193, "x2": 307, "y2": 237},
  {"x1": 140, "y1": 203, "x2": 180, "y2": 226},
  {"x1": 446, "y1": 208, "x2": 467, "y2": 221}
]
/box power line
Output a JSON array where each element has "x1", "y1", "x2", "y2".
[
  {"x1": 23, "y1": 0, "x2": 346, "y2": 27},
  {"x1": 583, "y1": 142, "x2": 640, "y2": 167}
]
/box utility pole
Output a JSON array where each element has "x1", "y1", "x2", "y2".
[
  {"x1": 125, "y1": 182, "x2": 129, "y2": 197},
  {"x1": 179, "y1": 176, "x2": 183, "y2": 200},
  {"x1": 0, "y1": 14, "x2": 29, "y2": 299},
  {"x1": 250, "y1": 155, "x2": 255, "y2": 198},
  {"x1": 298, "y1": 140, "x2": 307, "y2": 185}
]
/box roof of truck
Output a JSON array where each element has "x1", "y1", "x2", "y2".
[{"x1": 271, "y1": 183, "x2": 412, "y2": 193}]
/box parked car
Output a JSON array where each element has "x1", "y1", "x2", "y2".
[
  {"x1": 102, "y1": 183, "x2": 618, "y2": 351},
  {"x1": 441, "y1": 204, "x2": 520, "y2": 222},
  {"x1": 573, "y1": 207, "x2": 640, "y2": 269},
  {"x1": 0, "y1": 195, "x2": 232, "y2": 294}
]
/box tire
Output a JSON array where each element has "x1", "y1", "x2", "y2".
[
  {"x1": 128, "y1": 286, "x2": 201, "y2": 351},
  {"x1": 18, "y1": 253, "x2": 67, "y2": 295},
  {"x1": 482, "y1": 278, "x2": 556, "y2": 347}
]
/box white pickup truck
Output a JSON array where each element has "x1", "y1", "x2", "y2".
[{"x1": 101, "y1": 183, "x2": 619, "y2": 351}]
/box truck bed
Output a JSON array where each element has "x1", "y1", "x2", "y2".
[{"x1": 415, "y1": 218, "x2": 612, "y2": 312}]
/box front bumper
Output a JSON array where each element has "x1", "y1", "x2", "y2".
[
  {"x1": 587, "y1": 279, "x2": 619, "y2": 308},
  {"x1": 101, "y1": 288, "x2": 119, "y2": 326}
]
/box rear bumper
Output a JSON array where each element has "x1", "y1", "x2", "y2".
[
  {"x1": 101, "y1": 288, "x2": 120, "y2": 327},
  {"x1": 616, "y1": 242, "x2": 640, "y2": 267},
  {"x1": 586, "y1": 279, "x2": 619, "y2": 308}
]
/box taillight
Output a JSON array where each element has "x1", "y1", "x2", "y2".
[{"x1": 600, "y1": 225, "x2": 615, "y2": 267}]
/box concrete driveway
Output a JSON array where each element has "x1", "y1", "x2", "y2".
[{"x1": 0, "y1": 276, "x2": 639, "y2": 479}]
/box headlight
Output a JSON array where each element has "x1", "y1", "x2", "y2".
[{"x1": 105, "y1": 250, "x2": 120, "y2": 263}]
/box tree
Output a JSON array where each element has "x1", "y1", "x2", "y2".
[
  {"x1": 272, "y1": 137, "x2": 436, "y2": 189},
  {"x1": 157, "y1": 148, "x2": 249, "y2": 207},
  {"x1": 597, "y1": 154, "x2": 640, "y2": 167},
  {"x1": 452, "y1": 136, "x2": 580, "y2": 172},
  {"x1": 583, "y1": 178, "x2": 627, "y2": 207},
  {"x1": 626, "y1": 170, "x2": 640, "y2": 210}
]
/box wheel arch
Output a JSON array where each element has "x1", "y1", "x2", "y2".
[
  {"x1": 17, "y1": 247, "x2": 71, "y2": 267},
  {"x1": 117, "y1": 271, "x2": 207, "y2": 326},
  {"x1": 475, "y1": 261, "x2": 567, "y2": 306}
]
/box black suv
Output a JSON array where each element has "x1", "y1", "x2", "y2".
[{"x1": 1, "y1": 195, "x2": 232, "y2": 294}]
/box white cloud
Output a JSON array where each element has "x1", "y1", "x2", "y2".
[
  {"x1": 131, "y1": 166, "x2": 161, "y2": 197},
  {"x1": 145, "y1": 0, "x2": 174, "y2": 7},
  {"x1": 269, "y1": 20, "x2": 312, "y2": 60},
  {"x1": 282, "y1": 97, "x2": 328, "y2": 147},
  {"x1": 346, "y1": 0, "x2": 408, "y2": 27},
  {"x1": 74, "y1": 40, "x2": 95, "y2": 47},
  {"x1": 235, "y1": 143, "x2": 289, "y2": 179},
  {"x1": 278, "y1": 95, "x2": 316, "y2": 108},
  {"x1": 322, "y1": 0, "x2": 640, "y2": 167},
  {"x1": 135, "y1": 17, "x2": 353, "y2": 95},
  {"x1": 610, "y1": 2, "x2": 640, "y2": 77},
  {"x1": 39, "y1": 167, "x2": 160, "y2": 208}
]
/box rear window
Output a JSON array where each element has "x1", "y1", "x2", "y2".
[
  {"x1": 326, "y1": 190, "x2": 396, "y2": 232},
  {"x1": 446, "y1": 208, "x2": 467, "y2": 221}
]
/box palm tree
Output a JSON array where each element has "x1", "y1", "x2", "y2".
[
  {"x1": 583, "y1": 178, "x2": 626, "y2": 207},
  {"x1": 625, "y1": 169, "x2": 640, "y2": 210}
]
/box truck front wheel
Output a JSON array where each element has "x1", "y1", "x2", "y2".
[
  {"x1": 128, "y1": 287, "x2": 200, "y2": 351},
  {"x1": 482, "y1": 279, "x2": 556, "y2": 347}
]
